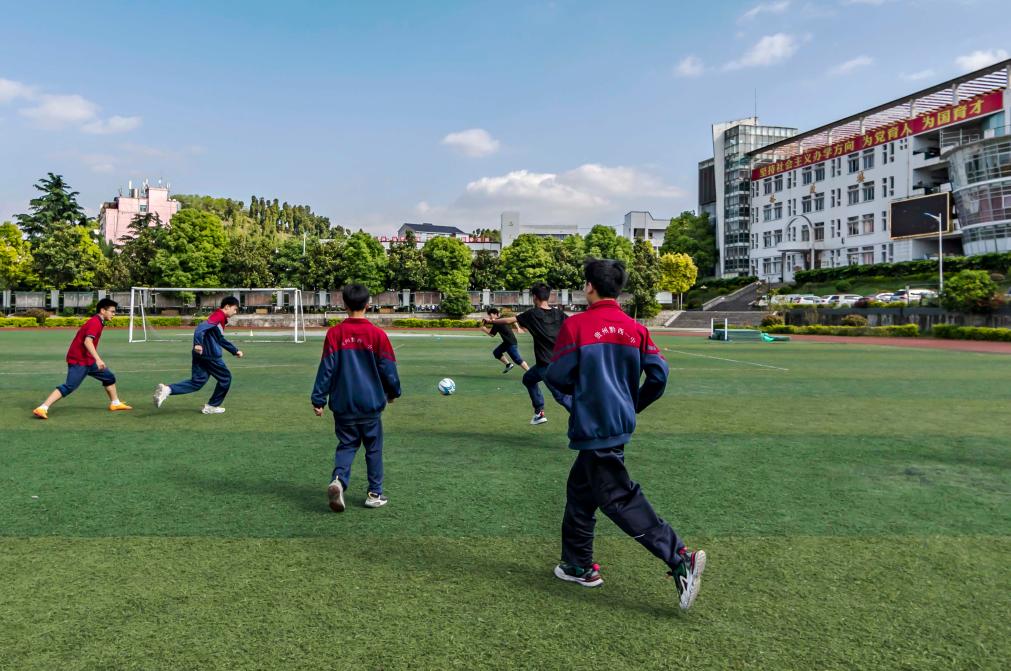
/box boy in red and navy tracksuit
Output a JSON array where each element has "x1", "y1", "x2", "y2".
[
  {"x1": 33, "y1": 298, "x2": 132, "y2": 419},
  {"x1": 545, "y1": 258, "x2": 706, "y2": 610},
  {"x1": 154, "y1": 297, "x2": 244, "y2": 414},
  {"x1": 311, "y1": 284, "x2": 401, "y2": 512}
]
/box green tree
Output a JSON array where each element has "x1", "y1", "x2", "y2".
[
  {"x1": 469, "y1": 250, "x2": 502, "y2": 290},
  {"x1": 271, "y1": 237, "x2": 311, "y2": 288},
  {"x1": 339, "y1": 231, "x2": 388, "y2": 293},
  {"x1": 114, "y1": 213, "x2": 166, "y2": 288},
  {"x1": 32, "y1": 226, "x2": 108, "y2": 289},
  {"x1": 387, "y1": 231, "x2": 427, "y2": 290},
  {"x1": 221, "y1": 234, "x2": 275, "y2": 287},
  {"x1": 584, "y1": 225, "x2": 633, "y2": 264},
  {"x1": 423, "y1": 236, "x2": 472, "y2": 293},
  {"x1": 15, "y1": 173, "x2": 86, "y2": 241},
  {"x1": 304, "y1": 238, "x2": 344, "y2": 290},
  {"x1": 940, "y1": 270, "x2": 1000, "y2": 313},
  {"x1": 471, "y1": 228, "x2": 501, "y2": 243},
  {"x1": 545, "y1": 234, "x2": 586, "y2": 289},
  {"x1": 626, "y1": 239, "x2": 661, "y2": 319},
  {"x1": 0, "y1": 222, "x2": 36, "y2": 288},
  {"x1": 660, "y1": 211, "x2": 716, "y2": 276},
  {"x1": 499, "y1": 234, "x2": 552, "y2": 290},
  {"x1": 658, "y1": 252, "x2": 698, "y2": 309},
  {"x1": 439, "y1": 289, "x2": 474, "y2": 318},
  {"x1": 151, "y1": 209, "x2": 227, "y2": 287}
]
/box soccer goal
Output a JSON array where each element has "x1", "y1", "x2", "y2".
[{"x1": 128, "y1": 287, "x2": 307, "y2": 343}]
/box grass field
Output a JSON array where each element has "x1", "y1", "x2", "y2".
[{"x1": 2, "y1": 327, "x2": 1009, "y2": 670}]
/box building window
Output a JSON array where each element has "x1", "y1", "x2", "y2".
[
  {"x1": 862, "y1": 149, "x2": 875, "y2": 170},
  {"x1": 774, "y1": 229, "x2": 783, "y2": 245},
  {"x1": 802, "y1": 196, "x2": 812, "y2": 213},
  {"x1": 848, "y1": 185, "x2": 860, "y2": 205},
  {"x1": 763, "y1": 205, "x2": 772, "y2": 222},
  {"x1": 889, "y1": 176, "x2": 895, "y2": 197},
  {"x1": 815, "y1": 163, "x2": 826, "y2": 181},
  {"x1": 847, "y1": 216, "x2": 860, "y2": 236},
  {"x1": 774, "y1": 175, "x2": 783, "y2": 192},
  {"x1": 881, "y1": 210, "x2": 888, "y2": 232},
  {"x1": 802, "y1": 167, "x2": 813, "y2": 185},
  {"x1": 848, "y1": 153, "x2": 860, "y2": 173},
  {"x1": 863, "y1": 182, "x2": 875, "y2": 202},
  {"x1": 140, "y1": 204, "x2": 148, "y2": 213},
  {"x1": 862, "y1": 213, "x2": 874, "y2": 235},
  {"x1": 881, "y1": 144, "x2": 889, "y2": 164},
  {"x1": 861, "y1": 246, "x2": 874, "y2": 265},
  {"x1": 801, "y1": 225, "x2": 810, "y2": 242},
  {"x1": 814, "y1": 192, "x2": 825, "y2": 211},
  {"x1": 814, "y1": 222, "x2": 825, "y2": 241},
  {"x1": 773, "y1": 202, "x2": 783, "y2": 219},
  {"x1": 763, "y1": 231, "x2": 772, "y2": 247},
  {"x1": 763, "y1": 258, "x2": 771, "y2": 274},
  {"x1": 763, "y1": 179, "x2": 772, "y2": 195}
]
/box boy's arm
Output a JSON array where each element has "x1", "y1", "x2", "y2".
[
  {"x1": 636, "y1": 330, "x2": 669, "y2": 413},
  {"x1": 83, "y1": 337, "x2": 105, "y2": 369},
  {"x1": 486, "y1": 315, "x2": 518, "y2": 326},
  {"x1": 376, "y1": 332, "x2": 401, "y2": 400},
  {"x1": 544, "y1": 321, "x2": 578, "y2": 395},
  {"x1": 310, "y1": 331, "x2": 340, "y2": 411},
  {"x1": 479, "y1": 324, "x2": 493, "y2": 336},
  {"x1": 216, "y1": 328, "x2": 241, "y2": 357}
]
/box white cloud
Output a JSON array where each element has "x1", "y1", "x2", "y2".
[
  {"x1": 955, "y1": 49, "x2": 1009, "y2": 73},
  {"x1": 441, "y1": 128, "x2": 501, "y2": 157},
  {"x1": 464, "y1": 169, "x2": 605, "y2": 208},
  {"x1": 561, "y1": 164, "x2": 684, "y2": 198},
  {"x1": 675, "y1": 55, "x2": 704, "y2": 78},
  {"x1": 740, "y1": 1, "x2": 790, "y2": 21},
  {"x1": 19, "y1": 94, "x2": 99, "y2": 128},
  {"x1": 724, "y1": 34, "x2": 799, "y2": 70},
  {"x1": 901, "y1": 69, "x2": 936, "y2": 82},
  {"x1": 842, "y1": 0, "x2": 890, "y2": 5},
  {"x1": 828, "y1": 55, "x2": 873, "y2": 76},
  {"x1": 82, "y1": 115, "x2": 142, "y2": 135},
  {"x1": 0, "y1": 78, "x2": 34, "y2": 104}
]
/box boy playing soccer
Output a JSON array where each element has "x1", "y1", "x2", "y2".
[
  {"x1": 153, "y1": 296, "x2": 244, "y2": 414},
  {"x1": 311, "y1": 284, "x2": 401, "y2": 512},
  {"x1": 480, "y1": 308, "x2": 529, "y2": 374},
  {"x1": 545, "y1": 259, "x2": 706, "y2": 610},
  {"x1": 484, "y1": 283, "x2": 570, "y2": 425},
  {"x1": 33, "y1": 298, "x2": 132, "y2": 419}
]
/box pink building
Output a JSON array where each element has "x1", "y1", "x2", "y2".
[{"x1": 99, "y1": 181, "x2": 180, "y2": 244}]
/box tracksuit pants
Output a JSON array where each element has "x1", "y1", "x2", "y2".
[
  {"x1": 523, "y1": 364, "x2": 572, "y2": 413},
  {"x1": 332, "y1": 418, "x2": 384, "y2": 495},
  {"x1": 169, "y1": 356, "x2": 232, "y2": 407},
  {"x1": 57, "y1": 363, "x2": 116, "y2": 396},
  {"x1": 561, "y1": 447, "x2": 685, "y2": 571}
]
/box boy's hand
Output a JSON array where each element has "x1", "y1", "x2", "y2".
[
  {"x1": 387, "y1": 395, "x2": 396, "y2": 404},
  {"x1": 193, "y1": 344, "x2": 204, "y2": 355},
  {"x1": 313, "y1": 406, "x2": 324, "y2": 417},
  {"x1": 236, "y1": 350, "x2": 244, "y2": 358},
  {"x1": 95, "y1": 358, "x2": 106, "y2": 371}
]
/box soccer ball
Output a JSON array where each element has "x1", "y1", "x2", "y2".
[{"x1": 437, "y1": 378, "x2": 456, "y2": 395}]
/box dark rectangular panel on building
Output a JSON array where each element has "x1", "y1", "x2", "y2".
[{"x1": 889, "y1": 193, "x2": 953, "y2": 240}]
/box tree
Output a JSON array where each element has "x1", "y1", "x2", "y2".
[
  {"x1": 271, "y1": 237, "x2": 311, "y2": 288},
  {"x1": 221, "y1": 235, "x2": 275, "y2": 287},
  {"x1": 304, "y1": 238, "x2": 344, "y2": 290},
  {"x1": 499, "y1": 234, "x2": 552, "y2": 290},
  {"x1": 114, "y1": 213, "x2": 166, "y2": 288},
  {"x1": 545, "y1": 234, "x2": 586, "y2": 289},
  {"x1": 658, "y1": 252, "x2": 698, "y2": 309},
  {"x1": 387, "y1": 231, "x2": 427, "y2": 290},
  {"x1": 584, "y1": 225, "x2": 633, "y2": 264},
  {"x1": 151, "y1": 208, "x2": 227, "y2": 287},
  {"x1": 0, "y1": 222, "x2": 36, "y2": 289},
  {"x1": 626, "y1": 239, "x2": 661, "y2": 319},
  {"x1": 423, "y1": 236, "x2": 471, "y2": 293},
  {"x1": 469, "y1": 250, "x2": 502, "y2": 290},
  {"x1": 15, "y1": 173, "x2": 86, "y2": 241},
  {"x1": 32, "y1": 226, "x2": 108, "y2": 289},
  {"x1": 471, "y1": 228, "x2": 501, "y2": 243},
  {"x1": 440, "y1": 289, "x2": 474, "y2": 318},
  {"x1": 660, "y1": 211, "x2": 716, "y2": 277},
  {"x1": 338, "y1": 232, "x2": 387, "y2": 293},
  {"x1": 940, "y1": 270, "x2": 1000, "y2": 313}
]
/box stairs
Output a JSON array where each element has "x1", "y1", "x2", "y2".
[
  {"x1": 702, "y1": 281, "x2": 763, "y2": 311},
  {"x1": 666, "y1": 310, "x2": 766, "y2": 329}
]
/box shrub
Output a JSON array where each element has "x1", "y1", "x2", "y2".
[
  {"x1": 840, "y1": 314, "x2": 868, "y2": 327},
  {"x1": 23, "y1": 308, "x2": 51, "y2": 325},
  {"x1": 392, "y1": 318, "x2": 481, "y2": 328},
  {"x1": 43, "y1": 317, "x2": 87, "y2": 327},
  {"x1": 326, "y1": 318, "x2": 343, "y2": 326},
  {"x1": 765, "y1": 324, "x2": 919, "y2": 337},
  {"x1": 932, "y1": 323, "x2": 1011, "y2": 341},
  {"x1": 760, "y1": 315, "x2": 784, "y2": 328},
  {"x1": 0, "y1": 317, "x2": 39, "y2": 327},
  {"x1": 439, "y1": 290, "x2": 474, "y2": 319},
  {"x1": 940, "y1": 270, "x2": 1000, "y2": 313},
  {"x1": 835, "y1": 280, "x2": 853, "y2": 292}
]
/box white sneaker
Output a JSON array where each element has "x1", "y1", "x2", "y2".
[
  {"x1": 153, "y1": 384, "x2": 170, "y2": 408},
  {"x1": 201, "y1": 405, "x2": 226, "y2": 414},
  {"x1": 530, "y1": 411, "x2": 548, "y2": 425},
  {"x1": 327, "y1": 479, "x2": 346, "y2": 513},
  {"x1": 364, "y1": 492, "x2": 388, "y2": 508}
]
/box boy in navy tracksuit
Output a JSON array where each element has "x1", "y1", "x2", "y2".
[
  {"x1": 311, "y1": 284, "x2": 401, "y2": 512},
  {"x1": 153, "y1": 296, "x2": 244, "y2": 414},
  {"x1": 546, "y1": 259, "x2": 706, "y2": 610}
]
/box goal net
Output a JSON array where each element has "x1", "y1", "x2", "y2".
[{"x1": 128, "y1": 287, "x2": 307, "y2": 343}]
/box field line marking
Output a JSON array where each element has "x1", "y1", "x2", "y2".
[
  {"x1": 664, "y1": 348, "x2": 789, "y2": 372},
  {"x1": 0, "y1": 364, "x2": 303, "y2": 376}
]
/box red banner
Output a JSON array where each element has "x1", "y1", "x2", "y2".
[{"x1": 751, "y1": 90, "x2": 1005, "y2": 180}]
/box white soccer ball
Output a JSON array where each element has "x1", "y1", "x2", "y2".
[{"x1": 437, "y1": 378, "x2": 456, "y2": 395}]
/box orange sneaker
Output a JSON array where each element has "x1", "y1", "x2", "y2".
[
  {"x1": 33, "y1": 406, "x2": 48, "y2": 420},
  {"x1": 109, "y1": 401, "x2": 132, "y2": 412}
]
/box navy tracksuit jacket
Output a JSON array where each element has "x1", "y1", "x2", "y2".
[{"x1": 169, "y1": 310, "x2": 239, "y2": 406}]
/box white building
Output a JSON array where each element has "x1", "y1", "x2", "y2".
[
  {"x1": 397, "y1": 222, "x2": 468, "y2": 242},
  {"x1": 747, "y1": 60, "x2": 1011, "y2": 283},
  {"x1": 622, "y1": 211, "x2": 669, "y2": 250},
  {"x1": 500, "y1": 211, "x2": 577, "y2": 247}
]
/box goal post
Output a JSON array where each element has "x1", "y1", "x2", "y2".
[{"x1": 128, "y1": 287, "x2": 307, "y2": 343}]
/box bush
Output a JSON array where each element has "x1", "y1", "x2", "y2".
[
  {"x1": 23, "y1": 308, "x2": 51, "y2": 325},
  {"x1": 940, "y1": 270, "x2": 1000, "y2": 313},
  {"x1": 765, "y1": 324, "x2": 919, "y2": 337},
  {"x1": 835, "y1": 280, "x2": 853, "y2": 292},
  {"x1": 0, "y1": 317, "x2": 39, "y2": 327},
  {"x1": 43, "y1": 317, "x2": 87, "y2": 327},
  {"x1": 326, "y1": 318, "x2": 343, "y2": 326},
  {"x1": 931, "y1": 323, "x2": 1011, "y2": 341},
  {"x1": 439, "y1": 290, "x2": 474, "y2": 319},
  {"x1": 760, "y1": 315, "x2": 784, "y2": 328},
  {"x1": 840, "y1": 314, "x2": 868, "y2": 327},
  {"x1": 392, "y1": 318, "x2": 481, "y2": 328}
]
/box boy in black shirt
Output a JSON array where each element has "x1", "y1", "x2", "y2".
[{"x1": 481, "y1": 308, "x2": 530, "y2": 374}]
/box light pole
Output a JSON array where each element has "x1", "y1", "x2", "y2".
[{"x1": 924, "y1": 212, "x2": 944, "y2": 293}]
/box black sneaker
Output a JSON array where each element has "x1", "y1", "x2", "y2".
[
  {"x1": 669, "y1": 548, "x2": 706, "y2": 610},
  {"x1": 503, "y1": 363, "x2": 515, "y2": 374},
  {"x1": 553, "y1": 562, "x2": 603, "y2": 588}
]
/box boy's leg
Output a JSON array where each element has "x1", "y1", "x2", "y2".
[
  {"x1": 361, "y1": 419, "x2": 384, "y2": 495},
  {"x1": 492, "y1": 342, "x2": 509, "y2": 364},
  {"x1": 36, "y1": 365, "x2": 86, "y2": 414},
  {"x1": 560, "y1": 450, "x2": 599, "y2": 567},
  {"x1": 506, "y1": 345, "x2": 526, "y2": 366},
  {"x1": 522, "y1": 366, "x2": 546, "y2": 412},
  {"x1": 331, "y1": 421, "x2": 362, "y2": 489},
  {"x1": 535, "y1": 364, "x2": 573, "y2": 413},
  {"x1": 87, "y1": 366, "x2": 129, "y2": 409},
  {"x1": 169, "y1": 359, "x2": 210, "y2": 396},
  {"x1": 203, "y1": 358, "x2": 232, "y2": 407},
  {"x1": 588, "y1": 447, "x2": 686, "y2": 572}
]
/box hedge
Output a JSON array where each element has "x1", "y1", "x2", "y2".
[
  {"x1": 765, "y1": 324, "x2": 920, "y2": 337},
  {"x1": 392, "y1": 318, "x2": 481, "y2": 328},
  {"x1": 794, "y1": 251, "x2": 1011, "y2": 284},
  {"x1": 0, "y1": 317, "x2": 39, "y2": 327},
  {"x1": 931, "y1": 323, "x2": 1011, "y2": 342},
  {"x1": 41, "y1": 316, "x2": 184, "y2": 327}
]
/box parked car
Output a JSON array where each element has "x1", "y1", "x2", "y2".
[
  {"x1": 792, "y1": 294, "x2": 824, "y2": 305},
  {"x1": 852, "y1": 295, "x2": 879, "y2": 308},
  {"x1": 769, "y1": 294, "x2": 801, "y2": 306},
  {"x1": 892, "y1": 288, "x2": 937, "y2": 303},
  {"x1": 873, "y1": 292, "x2": 897, "y2": 302},
  {"x1": 822, "y1": 294, "x2": 864, "y2": 306}
]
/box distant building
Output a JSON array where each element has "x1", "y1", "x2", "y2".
[
  {"x1": 397, "y1": 223, "x2": 468, "y2": 242},
  {"x1": 99, "y1": 181, "x2": 180, "y2": 245},
  {"x1": 499, "y1": 211, "x2": 577, "y2": 247},
  {"x1": 622, "y1": 211, "x2": 669, "y2": 251},
  {"x1": 698, "y1": 157, "x2": 717, "y2": 235},
  {"x1": 376, "y1": 234, "x2": 498, "y2": 255}
]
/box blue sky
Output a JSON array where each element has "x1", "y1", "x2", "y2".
[{"x1": 1, "y1": 0, "x2": 1008, "y2": 235}]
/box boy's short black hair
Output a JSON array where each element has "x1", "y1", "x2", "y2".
[
  {"x1": 220, "y1": 296, "x2": 240, "y2": 309},
  {"x1": 342, "y1": 284, "x2": 370, "y2": 312},
  {"x1": 96, "y1": 298, "x2": 118, "y2": 312},
  {"x1": 486, "y1": 307, "x2": 500, "y2": 316},
  {"x1": 530, "y1": 283, "x2": 551, "y2": 302},
  {"x1": 584, "y1": 258, "x2": 627, "y2": 299}
]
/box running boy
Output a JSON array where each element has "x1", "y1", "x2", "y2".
[
  {"x1": 480, "y1": 308, "x2": 529, "y2": 374},
  {"x1": 33, "y1": 298, "x2": 132, "y2": 419},
  {"x1": 545, "y1": 259, "x2": 706, "y2": 610},
  {"x1": 311, "y1": 284, "x2": 401, "y2": 512},
  {"x1": 153, "y1": 296, "x2": 244, "y2": 414},
  {"x1": 484, "y1": 283, "x2": 570, "y2": 425}
]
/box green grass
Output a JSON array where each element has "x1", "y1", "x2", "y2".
[{"x1": 2, "y1": 329, "x2": 1009, "y2": 670}]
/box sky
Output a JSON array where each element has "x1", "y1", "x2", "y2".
[{"x1": 1, "y1": 0, "x2": 1009, "y2": 236}]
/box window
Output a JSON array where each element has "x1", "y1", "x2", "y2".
[
  {"x1": 815, "y1": 163, "x2": 826, "y2": 181},
  {"x1": 763, "y1": 179, "x2": 773, "y2": 195},
  {"x1": 774, "y1": 229, "x2": 783, "y2": 245},
  {"x1": 889, "y1": 176, "x2": 895, "y2": 197},
  {"x1": 802, "y1": 196, "x2": 813, "y2": 213},
  {"x1": 774, "y1": 175, "x2": 783, "y2": 192},
  {"x1": 861, "y1": 246, "x2": 874, "y2": 265},
  {"x1": 848, "y1": 153, "x2": 860, "y2": 173},
  {"x1": 863, "y1": 182, "x2": 875, "y2": 202},
  {"x1": 814, "y1": 192, "x2": 825, "y2": 211},
  {"x1": 848, "y1": 247, "x2": 859, "y2": 265},
  {"x1": 763, "y1": 231, "x2": 772, "y2": 247},
  {"x1": 752, "y1": 182, "x2": 759, "y2": 198},
  {"x1": 814, "y1": 222, "x2": 825, "y2": 241},
  {"x1": 882, "y1": 210, "x2": 888, "y2": 232},
  {"x1": 801, "y1": 225, "x2": 810, "y2": 242},
  {"x1": 847, "y1": 216, "x2": 859, "y2": 236},
  {"x1": 862, "y1": 149, "x2": 875, "y2": 170},
  {"x1": 773, "y1": 202, "x2": 783, "y2": 219},
  {"x1": 848, "y1": 185, "x2": 860, "y2": 205},
  {"x1": 890, "y1": 143, "x2": 895, "y2": 162},
  {"x1": 881, "y1": 144, "x2": 888, "y2": 164},
  {"x1": 763, "y1": 205, "x2": 772, "y2": 222},
  {"x1": 862, "y1": 213, "x2": 874, "y2": 235},
  {"x1": 139, "y1": 204, "x2": 148, "y2": 212},
  {"x1": 802, "y1": 167, "x2": 813, "y2": 185}
]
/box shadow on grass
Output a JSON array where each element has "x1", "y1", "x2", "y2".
[{"x1": 167, "y1": 467, "x2": 330, "y2": 515}]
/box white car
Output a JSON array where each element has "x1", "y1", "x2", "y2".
[
  {"x1": 792, "y1": 294, "x2": 823, "y2": 305},
  {"x1": 873, "y1": 292, "x2": 898, "y2": 302},
  {"x1": 822, "y1": 294, "x2": 863, "y2": 306},
  {"x1": 769, "y1": 294, "x2": 801, "y2": 306},
  {"x1": 892, "y1": 288, "x2": 938, "y2": 303}
]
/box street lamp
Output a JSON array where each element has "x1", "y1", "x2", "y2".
[{"x1": 924, "y1": 212, "x2": 944, "y2": 293}]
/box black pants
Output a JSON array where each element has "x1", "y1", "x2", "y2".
[{"x1": 561, "y1": 447, "x2": 685, "y2": 570}]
